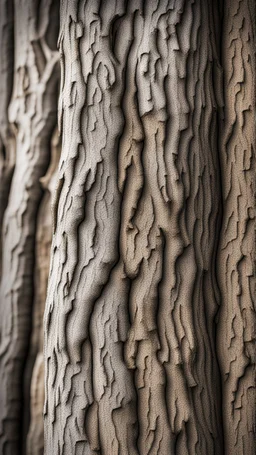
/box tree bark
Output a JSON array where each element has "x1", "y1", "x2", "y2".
[
  {"x1": 0, "y1": 1, "x2": 59, "y2": 453},
  {"x1": 44, "y1": 1, "x2": 225, "y2": 454},
  {"x1": 0, "y1": 0, "x2": 255, "y2": 454},
  {"x1": 217, "y1": 1, "x2": 256, "y2": 454},
  {"x1": 25, "y1": 128, "x2": 60, "y2": 455},
  {"x1": 0, "y1": 0, "x2": 15, "y2": 279}
]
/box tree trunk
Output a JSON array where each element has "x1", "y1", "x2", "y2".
[
  {"x1": 0, "y1": 1, "x2": 255, "y2": 454},
  {"x1": 25, "y1": 128, "x2": 60, "y2": 455},
  {"x1": 44, "y1": 1, "x2": 227, "y2": 454},
  {"x1": 217, "y1": 1, "x2": 256, "y2": 454},
  {"x1": 0, "y1": 0, "x2": 15, "y2": 279},
  {"x1": 0, "y1": 1, "x2": 59, "y2": 453}
]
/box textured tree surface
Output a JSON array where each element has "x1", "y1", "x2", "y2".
[
  {"x1": 0, "y1": 0, "x2": 15, "y2": 278},
  {"x1": 0, "y1": 0, "x2": 255, "y2": 454},
  {"x1": 217, "y1": 0, "x2": 256, "y2": 454},
  {"x1": 0, "y1": 1, "x2": 59, "y2": 453},
  {"x1": 25, "y1": 129, "x2": 60, "y2": 455},
  {"x1": 44, "y1": 1, "x2": 232, "y2": 454}
]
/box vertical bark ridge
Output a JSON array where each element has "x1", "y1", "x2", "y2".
[
  {"x1": 217, "y1": 0, "x2": 256, "y2": 453},
  {"x1": 0, "y1": 1, "x2": 59, "y2": 453},
  {"x1": 45, "y1": 1, "x2": 224, "y2": 454}
]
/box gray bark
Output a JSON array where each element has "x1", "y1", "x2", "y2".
[
  {"x1": 0, "y1": 1, "x2": 59, "y2": 453},
  {"x1": 25, "y1": 128, "x2": 60, "y2": 455},
  {"x1": 44, "y1": 1, "x2": 226, "y2": 454},
  {"x1": 0, "y1": 0, "x2": 254, "y2": 454}
]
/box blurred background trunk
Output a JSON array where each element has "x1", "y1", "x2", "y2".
[{"x1": 0, "y1": 1, "x2": 59, "y2": 453}]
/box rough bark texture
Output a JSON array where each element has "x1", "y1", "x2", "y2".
[
  {"x1": 0, "y1": 0, "x2": 15, "y2": 278},
  {"x1": 25, "y1": 129, "x2": 60, "y2": 455},
  {"x1": 0, "y1": 0, "x2": 255, "y2": 454},
  {"x1": 217, "y1": 0, "x2": 256, "y2": 454},
  {"x1": 0, "y1": 1, "x2": 59, "y2": 453},
  {"x1": 44, "y1": 1, "x2": 226, "y2": 454}
]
